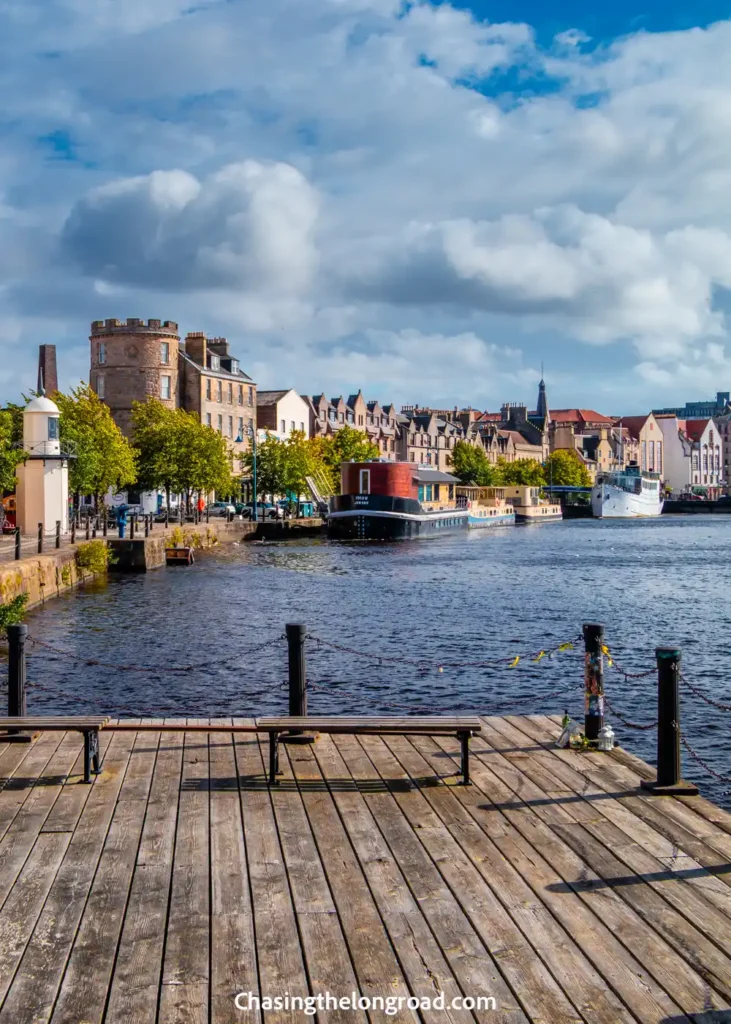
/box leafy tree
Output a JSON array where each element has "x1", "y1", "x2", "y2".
[
  {"x1": 132, "y1": 400, "x2": 183, "y2": 508},
  {"x1": 0, "y1": 406, "x2": 26, "y2": 494},
  {"x1": 545, "y1": 449, "x2": 592, "y2": 487},
  {"x1": 242, "y1": 432, "x2": 287, "y2": 500},
  {"x1": 174, "y1": 410, "x2": 234, "y2": 505},
  {"x1": 282, "y1": 430, "x2": 317, "y2": 501},
  {"x1": 54, "y1": 384, "x2": 137, "y2": 506},
  {"x1": 498, "y1": 458, "x2": 546, "y2": 486},
  {"x1": 451, "y1": 440, "x2": 501, "y2": 486},
  {"x1": 320, "y1": 426, "x2": 380, "y2": 492}
]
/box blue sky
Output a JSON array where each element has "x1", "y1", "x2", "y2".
[{"x1": 2, "y1": 0, "x2": 731, "y2": 413}]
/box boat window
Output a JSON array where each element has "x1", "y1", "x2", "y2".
[
  {"x1": 418, "y1": 485, "x2": 425, "y2": 502},
  {"x1": 359, "y1": 469, "x2": 370, "y2": 494}
]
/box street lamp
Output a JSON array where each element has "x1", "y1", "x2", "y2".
[{"x1": 247, "y1": 423, "x2": 258, "y2": 523}]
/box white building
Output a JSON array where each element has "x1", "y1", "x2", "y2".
[
  {"x1": 657, "y1": 416, "x2": 723, "y2": 496},
  {"x1": 256, "y1": 390, "x2": 311, "y2": 440},
  {"x1": 15, "y1": 394, "x2": 71, "y2": 535}
]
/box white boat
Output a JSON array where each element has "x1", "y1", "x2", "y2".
[
  {"x1": 456, "y1": 486, "x2": 516, "y2": 528},
  {"x1": 591, "y1": 464, "x2": 663, "y2": 518}
]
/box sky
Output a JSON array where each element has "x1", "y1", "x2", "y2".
[{"x1": 2, "y1": 0, "x2": 731, "y2": 414}]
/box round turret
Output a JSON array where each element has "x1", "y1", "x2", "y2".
[
  {"x1": 23, "y1": 394, "x2": 61, "y2": 457},
  {"x1": 89, "y1": 318, "x2": 180, "y2": 434}
]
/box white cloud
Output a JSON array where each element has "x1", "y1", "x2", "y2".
[{"x1": 3, "y1": 0, "x2": 731, "y2": 410}]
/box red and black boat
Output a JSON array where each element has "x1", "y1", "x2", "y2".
[{"x1": 327, "y1": 461, "x2": 468, "y2": 540}]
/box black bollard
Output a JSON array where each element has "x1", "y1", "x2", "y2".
[
  {"x1": 583, "y1": 623, "x2": 604, "y2": 743},
  {"x1": 144, "y1": 515, "x2": 150, "y2": 538},
  {"x1": 37, "y1": 522, "x2": 43, "y2": 555},
  {"x1": 14, "y1": 527, "x2": 21, "y2": 561},
  {"x1": 165, "y1": 511, "x2": 169, "y2": 529},
  {"x1": 130, "y1": 516, "x2": 135, "y2": 541},
  {"x1": 85, "y1": 518, "x2": 90, "y2": 541},
  {"x1": 641, "y1": 648, "x2": 699, "y2": 795},
  {"x1": 283, "y1": 623, "x2": 314, "y2": 744},
  {"x1": 149, "y1": 514, "x2": 153, "y2": 533},
  {"x1": 4, "y1": 624, "x2": 31, "y2": 743},
  {"x1": 206, "y1": 505, "x2": 210, "y2": 524},
  {"x1": 103, "y1": 515, "x2": 108, "y2": 538},
  {"x1": 55, "y1": 521, "x2": 61, "y2": 549},
  {"x1": 92, "y1": 517, "x2": 97, "y2": 539},
  {"x1": 71, "y1": 520, "x2": 76, "y2": 545}
]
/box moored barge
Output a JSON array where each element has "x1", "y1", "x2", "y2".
[{"x1": 328, "y1": 462, "x2": 468, "y2": 540}]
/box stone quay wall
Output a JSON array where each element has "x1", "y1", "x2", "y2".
[{"x1": 0, "y1": 548, "x2": 90, "y2": 612}]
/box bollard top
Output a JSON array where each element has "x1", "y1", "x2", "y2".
[
  {"x1": 656, "y1": 647, "x2": 681, "y2": 660},
  {"x1": 7, "y1": 623, "x2": 28, "y2": 637}
]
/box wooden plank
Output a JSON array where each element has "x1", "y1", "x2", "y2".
[
  {"x1": 0, "y1": 730, "x2": 137, "y2": 1024},
  {"x1": 424, "y1": 727, "x2": 687, "y2": 1023},
  {"x1": 49, "y1": 725, "x2": 158, "y2": 1024},
  {"x1": 158, "y1": 720, "x2": 210, "y2": 1024},
  {"x1": 0, "y1": 733, "x2": 66, "y2": 842},
  {"x1": 485, "y1": 716, "x2": 731, "y2": 1006},
  {"x1": 104, "y1": 721, "x2": 183, "y2": 1024},
  {"x1": 210, "y1": 719, "x2": 259, "y2": 1024},
  {"x1": 269, "y1": 734, "x2": 377, "y2": 1024},
  {"x1": 233, "y1": 727, "x2": 310, "y2": 1024},
  {"x1": 356, "y1": 731, "x2": 584, "y2": 1024},
  {"x1": 311, "y1": 733, "x2": 472, "y2": 1024},
  {"x1": 467, "y1": 718, "x2": 729, "y2": 1017},
  {"x1": 0, "y1": 832, "x2": 71, "y2": 1004},
  {"x1": 257, "y1": 717, "x2": 480, "y2": 732},
  {"x1": 392, "y1": 731, "x2": 640, "y2": 1024},
  {"x1": 0, "y1": 718, "x2": 109, "y2": 729},
  {"x1": 0, "y1": 732, "x2": 88, "y2": 910},
  {"x1": 41, "y1": 726, "x2": 121, "y2": 834}
]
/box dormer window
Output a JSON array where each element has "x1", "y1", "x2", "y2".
[
  {"x1": 210, "y1": 355, "x2": 220, "y2": 371},
  {"x1": 230, "y1": 359, "x2": 239, "y2": 374},
  {"x1": 48, "y1": 417, "x2": 59, "y2": 441}
]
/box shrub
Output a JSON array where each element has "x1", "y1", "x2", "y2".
[
  {"x1": 75, "y1": 540, "x2": 112, "y2": 575},
  {"x1": 169, "y1": 527, "x2": 184, "y2": 547},
  {"x1": 0, "y1": 593, "x2": 28, "y2": 634}
]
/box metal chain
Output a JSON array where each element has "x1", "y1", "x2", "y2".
[
  {"x1": 679, "y1": 729, "x2": 731, "y2": 789},
  {"x1": 604, "y1": 694, "x2": 658, "y2": 731},
  {"x1": 680, "y1": 673, "x2": 731, "y2": 713},
  {"x1": 26, "y1": 633, "x2": 285, "y2": 674},
  {"x1": 306, "y1": 633, "x2": 583, "y2": 671}
]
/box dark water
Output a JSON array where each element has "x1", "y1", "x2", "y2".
[{"x1": 12, "y1": 516, "x2": 731, "y2": 808}]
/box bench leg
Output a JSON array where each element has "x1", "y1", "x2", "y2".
[
  {"x1": 459, "y1": 732, "x2": 471, "y2": 786},
  {"x1": 83, "y1": 730, "x2": 102, "y2": 784},
  {"x1": 269, "y1": 732, "x2": 280, "y2": 785}
]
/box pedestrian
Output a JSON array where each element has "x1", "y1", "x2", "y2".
[{"x1": 117, "y1": 504, "x2": 128, "y2": 539}]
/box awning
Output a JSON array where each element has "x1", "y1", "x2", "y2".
[{"x1": 414, "y1": 468, "x2": 460, "y2": 484}]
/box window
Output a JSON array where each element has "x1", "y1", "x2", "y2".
[
  {"x1": 238, "y1": 417, "x2": 244, "y2": 438},
  {"x1": 641, "y1": 440, "x2": 647, "y2": 470},
  {"x1": 248, "y1": 387, "x2": 254, "y2": 406},
  {"x1": 290, "y1": 421, "x2": 295, "y2": 433},
  {"x1": 96, "y1": 374, "x2": 105, "y2": 399},
  {"x1": 410, "y1": 452, "x2": 415, "y2": 462},
  {"x1": 228, "y1": 416, "x2": 233, "y2": 437},
  {"x1": 649, "y1": 440, "x2": 655, "y2": 471},
  {"x1": 160, "y1": 341, "x2": 170, "y2": 364},
  {"x1": 217, "y1": 381, "x2": 222, "y2": 402},
  {"x1": 228, "y1": 383, "x2": 233, "y2": 403},
  {"x1": 230, "y1": 359, "x2": 239, "y2": 374},
  {"x1": 300, "y1": 422, "x2": 305, "y2": 432},
  {"x1": 98, "y1": 341, "x2": 106, "y2": 364},
  {"x1": 218, "y1": 414, "x2": 223, "y2": 433},
  {"x1": 210, "y1": 355, "x2": 220, "y2": 371},
  {"x1": 359, "y1": 415, "x2": 364, "y2": 426},
  {"x1": 206, "y1": 413, "x2": 212, "y2": 427},
  {"x1": 160, "y1": 375, "x2": 171, "y2": 400},
  {"x1": 48, "y1": 417, "x2": 59, "y2": 441},
  {"x1": 339, "y1": 413, "x2": 344, "y2": 423},
  {"x1": 359, "y1": 469, "x2": 370, "y2": 493},
  {"x1": 206, "y1": 379, "x2": 212, "y2": 400},
  {"x1": 238, "y1": 386, "x2": 244, "y2": 405},
  {"x1": 281, "y1": 419, "x2": 286, "y2": 433}
]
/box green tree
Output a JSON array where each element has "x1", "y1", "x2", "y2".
[
  {"x1": 498, "y1": 458, "x2": 546, "y2": 486},
  {"x1": 55, "y1": 385, "x2": 136, "y2": 506},
  {"x1": 0, "y1": 405, "x2": 26, "y2": 494},
  {"x1": 320, "y1": 426, "x2": 380, "y2": 492},
  {"x1": 545, "y1": 449, "x2": 592, "y2": 487},
  {"x1": 174, "y1": 410, "x2": 234, "y2": 505},
  {"x1": 243, "y1": 432, "x2": 288, "y2": 500},
  {"x1": 451, "y1": 440, "x2": 501, "y2": 486},
  {"x1": 132, "y1": 400, "x2": 182, "y2": 507}
]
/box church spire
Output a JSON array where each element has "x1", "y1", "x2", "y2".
[{"x1": 536, "y1": 368, "x2": 549, "y2": 423}]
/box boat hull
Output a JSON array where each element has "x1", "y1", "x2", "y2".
[
  {"x1": 591, "y1": 484, "x2": 663, "y2": 518},
  {"x1": 515, "y1": 510, "x2": 563, "y2": 523},
  {"x1": 467, "y1": 511, "x2": 515, "y2": 528},
  {"x1": 328, "y1": 494, "x2": 468, "y2": 540}
]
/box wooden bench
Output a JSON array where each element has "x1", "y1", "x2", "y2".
[
  {"x1": 255, "y1": 716, "x2": 482, "y2": 786},
  {"x1": 0, "y1": 717, "x2": 109, "y2": 783}
]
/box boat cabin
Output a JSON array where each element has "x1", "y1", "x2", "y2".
[{"x1": 340, "y1": 461, "x2": 459, "y2": 510}]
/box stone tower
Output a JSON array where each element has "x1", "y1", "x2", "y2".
[
  {"x1": 89, "y1": 318, "x2": 180, "y2": 435},
  {"x1": 37, "y1": 344, "x2": 58, "y2": 396}
]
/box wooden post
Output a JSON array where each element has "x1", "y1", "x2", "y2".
[
  {"x1": 37, "y1": 522, "x2": 43, "y2": 554},
  {"x1": 641, "y1": 648, "x2": 699, "y2": 795},
  {"x1": 583, "y1": 623, "x2": 604, "y2": 743},
  {"x1": 14, "y1": 527, "x2": 21, "y2": 561},
  {"x1": 4, "y1": 624, "x2": 31, "y2": 743},
  {"x1": 283, "y1": 623, "x2": 314, "y2": 744}
]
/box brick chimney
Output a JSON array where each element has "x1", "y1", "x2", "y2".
[
  {"x1": 185, "y1": 332, "x2": 207, "y2": 367},
  {"x1": 38, "y1": 344, "x2": 58, "y2": 395}
]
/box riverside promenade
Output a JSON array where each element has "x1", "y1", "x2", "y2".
[{"x1": 1, "y1": 715, "x2": 731, "y2": 1023}]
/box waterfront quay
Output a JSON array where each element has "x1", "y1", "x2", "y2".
[{"x1": 1, "y1": 715, "x2": 731, "y2": 1023}]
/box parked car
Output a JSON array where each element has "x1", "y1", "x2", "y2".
[
  {"x1": 206, "y1": 501, "x2": 236, "y2": 517},
  {"x1": 241, "y1": 502, "x2": 282, "y2": 520}
]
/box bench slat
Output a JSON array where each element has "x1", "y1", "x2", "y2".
[
  {"x1": 0, "y1": 717, "x2": 109, "y2": 729},
  {"x1": 256, "y1": 716, "x2": 481, "y2": 732}
]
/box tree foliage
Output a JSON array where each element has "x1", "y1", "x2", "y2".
[
  {"x1": 498, "y1": 458, "x2": 547, "y2": 486},
  {"x1": 0, "y1": 405, "x2": 26, "y2": 494},
  {"x1": 451, "y1": 440, "x2": 500, "y2": 486},
  {"x1": 133, "y1": 400, "x2": 233, "y2": 501},
  {"x1": 545, "y1": 448, "x2": 592, "y2": 487},
  {"x1": 55, "y1": 385, "x2": 137, "y2": 503},
  {"x1": 319, "y1": 426, "x2": 380, "y2": 492}
]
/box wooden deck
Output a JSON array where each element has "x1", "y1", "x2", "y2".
[{"x1": 1, "y1": 714, "x2": 731, "y2": 1023}]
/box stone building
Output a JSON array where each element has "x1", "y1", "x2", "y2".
[
  {"x1": 90, "y1": 318, "x2": 180, "y2": 435},
  {"x1": 179, "y1": 333, "x2": 256, "y2": 468},
  {"x1": 396, "y1": 408, "x2": 463, "y2": 471},
  {"x1": 256, "y1": 390, "x2": 311, "y2": 439},
  {"x1": 305, "y1": 391, "x2": 399, "y2": 459}
]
